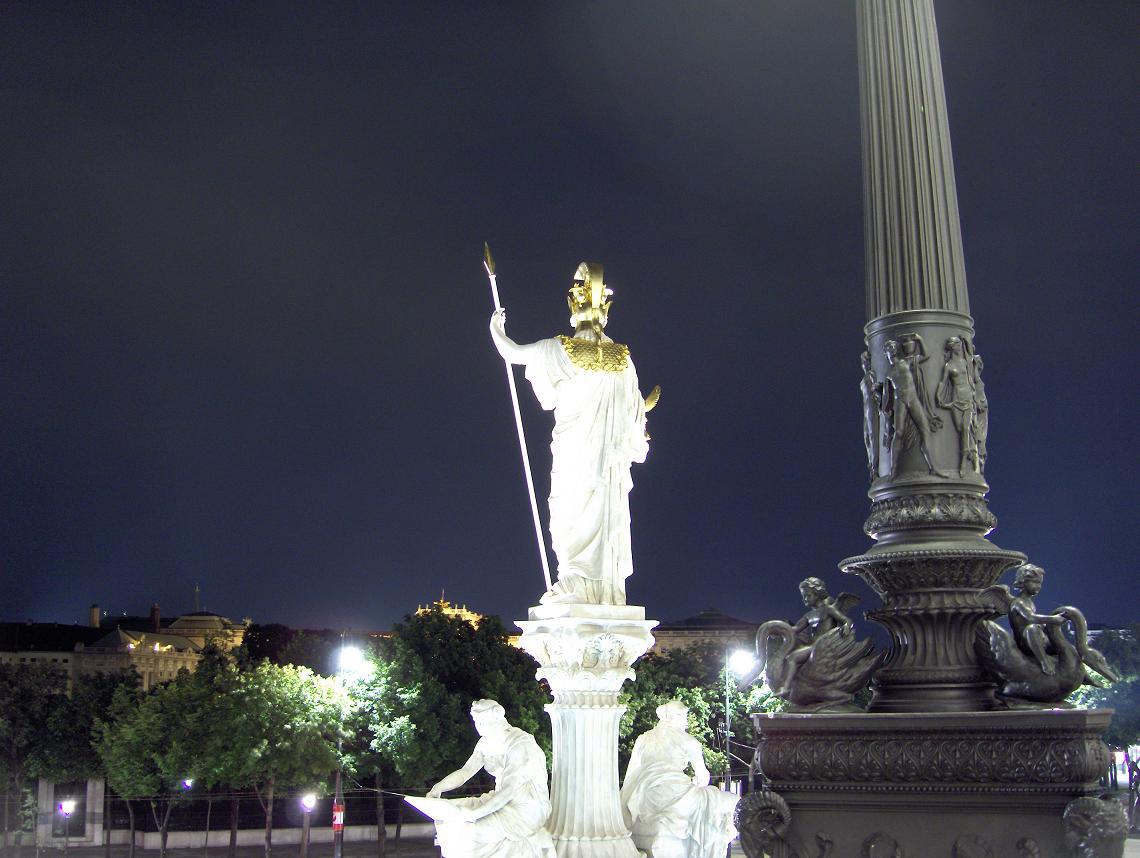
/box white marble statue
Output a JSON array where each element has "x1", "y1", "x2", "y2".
[
  {"x1": 620, "y1": 700, "x2": 739, "y2": 858},
  {"x1": 490, "y1": 262, "x2": 656, "y2": 606},
  {"x1": 406, "y1": 699, "x2": 555, "y2": 858}
]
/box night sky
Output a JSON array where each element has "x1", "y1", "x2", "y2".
[{"x1": 2, "y1": 2, "x2": 1136, "y2": 634}]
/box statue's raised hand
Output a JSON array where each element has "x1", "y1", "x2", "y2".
[{"x1": 489, "y1": 308, "x2": 507, "y2": 337}]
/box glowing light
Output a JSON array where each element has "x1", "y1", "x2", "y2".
[
  {"x1": 182, "y1": 779, "x2": 194, "y2": 789},
  {"x1": 58, "y1": 800, "x2": 76, "y2": 817},
  {"x1": 728, "y1": 649, "x2": 756, "y2": 676},
  {"x1": 301, "y1": 793, "x2": 317, "y2": 812},
  {"x1": 337, "y1": 645, "x2": 368, "y2": 679}
]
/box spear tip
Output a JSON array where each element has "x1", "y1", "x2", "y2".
[{"x1": 483, "y1": 242, "x2": 496, "y2": 277}]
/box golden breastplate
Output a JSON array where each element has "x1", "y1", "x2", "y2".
[{"x1": 558, "y1": 335, "x2": 629, "y2": 373}]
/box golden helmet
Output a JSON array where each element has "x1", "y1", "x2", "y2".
[{"x1": 567, "y1": 262, "x2": 612, "y2": 330}]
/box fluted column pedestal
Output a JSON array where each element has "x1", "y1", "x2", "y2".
[{"x1": 517, "y1": 604, "x2": 657, "y2": 858}]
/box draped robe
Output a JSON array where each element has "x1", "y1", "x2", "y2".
[{"x1": 523, "y1": 336, "x2": 648, "y2": 605}]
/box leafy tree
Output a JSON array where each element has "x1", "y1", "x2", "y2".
[
  {"x1": 1070, "y1": 623, "x2": 1140, "y2": 748},
  {"x1": 168, "y1": 646, "x2": 247, "y2": 858},
  {"x1": 240, "y1": 624, "x2": 296, "y2": 664},
  {"x1": 94, "y1": 683, "x2": 150, "y2": 858},
  {"x1": 34, "y1": 669, "x2": 141, "y2": 858},
  {"x1": 392, "y1": 607, "x2": 549, "y2": 758},
  {"x1": 37, "y1": 669, "x2": 141, "y2": 784},
  {"x1": 241, "y1": 625, "x2": 340, "y2": 674},
  {"x1": 225, "y1": 661, "x2": 346, "y2": 858},
  {"x1": 344, "y1": 638, "x2": 467, "y2": 857},
  {"x1": 277, "y1": 631, "x2": 338, "y2": 675},
  {"x1": 96, "y1": 675, "x2": 205, "y2": 858},
  {"x1": 0, "y1": 663, "x2": 69, "y2": 858}
]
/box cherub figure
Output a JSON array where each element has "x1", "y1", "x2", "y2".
[
  {"x1": 748, "y1": 578, "x2": 881, "y2": 712},
  {"x1": 977, "y1": 564, "x2": 1120, "y2": 704},
  {"x1": 780, "y1": 578, "x2": 855, "y2": 695}
]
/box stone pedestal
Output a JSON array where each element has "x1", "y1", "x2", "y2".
[
  {"x1": 750, "y1": 709, "x2": 1112, "y2": 855},
  {"x1": 517, "y1": 604, "x2": 657, "y2": 858}
]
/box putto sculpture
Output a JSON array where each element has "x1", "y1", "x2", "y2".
[
  {"x1": 405, "y1": 699, "x2": 554, "y2": 858},
  {"x1": 977, "y1": 563, "x2": 1119, "y2": 705},
  {"x1": 620, "y1": 700, "x2": 738, "y2": 858},
  {"x1": 490, "y1": 262, "x2": 659, "y2": 606},
  {"x1": 750, "y1": 578, "x2": 881, "y2": 711}
]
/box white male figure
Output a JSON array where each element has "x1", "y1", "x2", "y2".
[{"x1": 883, "y1": 338, "x2": 947, "y2": 478}]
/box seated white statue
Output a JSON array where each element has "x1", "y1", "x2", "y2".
[
  {"x1": 620, "y1": 700, "x2": 738, "y2": 858},
  {"x1": 407, "y1": 699, "x2": 555, "y2": 858}
]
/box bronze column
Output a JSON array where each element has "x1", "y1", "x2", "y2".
[{"x1": 842, "y1": 0, "x2": 1024, "y2": 712}]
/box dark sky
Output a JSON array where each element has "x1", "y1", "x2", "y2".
[{"x1": 2, "y1": 2, "x2": 1136, "y2": 633}]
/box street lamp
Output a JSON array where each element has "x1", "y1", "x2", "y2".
[
  {"x1": 333, "y1": 641, "x2": 364, "y2": 858},
  {"x1": 724, "y1": 648, "x2": 757, "y2": 790},
  {"x1": 299, "y1": 793, "x2": 317, "y2": 858},
  {"x1": 58, "y1": 799, "x2": 76, "y2": 857}
]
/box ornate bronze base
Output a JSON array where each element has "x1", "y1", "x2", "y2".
[{"x1": 745, "y1": 709, "x2": 1117, "y2": 857}]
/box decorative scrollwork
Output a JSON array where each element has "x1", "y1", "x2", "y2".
[
  {"x1": 841, "y1": 548, "x2": 1024, "y2": 596},
  {"x1": 757, "y1": 731, "x2": 1107, "y2": 786},
  {"x1": 863, "y1": 493, "x2": 996, "y2": 538},
  {"x1": 1062, "y1": 795, "x2": 1127, "y2": 858}
]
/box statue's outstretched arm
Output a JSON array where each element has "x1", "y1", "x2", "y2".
[
  {"x1": 1010, "y1": 598, "x2": 1066, "y2": 628},
  {"x1": 489, "y1": 309, "x2": 542, "y2": 365},
  {"x1": 426, "y1": 751, "x2": 484, "y2": 798}
]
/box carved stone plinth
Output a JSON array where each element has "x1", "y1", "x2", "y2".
[
  {"x1": 517, "y1": 604, "x2": 657, "y2": 858},
  {"x1": 747, "y1": 709, "x2": 1114, "y2": 856}
]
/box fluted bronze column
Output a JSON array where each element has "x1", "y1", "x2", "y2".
[{"x1": 842, "y1": 0, "x2": 1024, "y2": 712}]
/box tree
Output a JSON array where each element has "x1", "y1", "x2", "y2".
[
  {"x1": 35, "y1": 669, "x2": 141, "y2": 858},
  {"x1": 37, "y1": 669, "x2": 141, "y2": 784},
  {"x1": 344, "y1": 638, "x2": 467, "y2": 858},
  {"x1": 94, "y1": 683, "x2": 151, "y2": 858},
  {"x1": 96, "y1": 674, "x2": 206, "y2": 858},
  {"x1": 0, "y1": 663, "x2": 69, "y2": 858},
  {"x1": 277, "y1": 631, "x2": 337, "y2": 675},
  {"x1": 225, "y1": 661, "x2": 346, "y2": 858},
  {"x1": 392, "y1": 607, "x2": 550, "y2": 757},
  {"x1": 1070, "y1": 623, "x2": 1140, "y2": 749}
]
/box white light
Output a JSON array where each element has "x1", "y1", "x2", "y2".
[
  {"x1": 59, "y1": 800, "x2": 76, "y2": 817},
  {"x1": 301, "y1": 793, "x2": 317, "y2": 812},
  {"x1": 338, "y1": 645, "x2": 366, "y2": 678},
  {"x1": 182, "y1": 779, "x2": 194, "y2": 789},
  {"x1": 728, "y1": 649, "x2": 756, "y2": 676}
]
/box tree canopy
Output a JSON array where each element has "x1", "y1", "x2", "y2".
[{"x1": 1071, "y1": 623, "x2": 1140, "y2": 748}]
